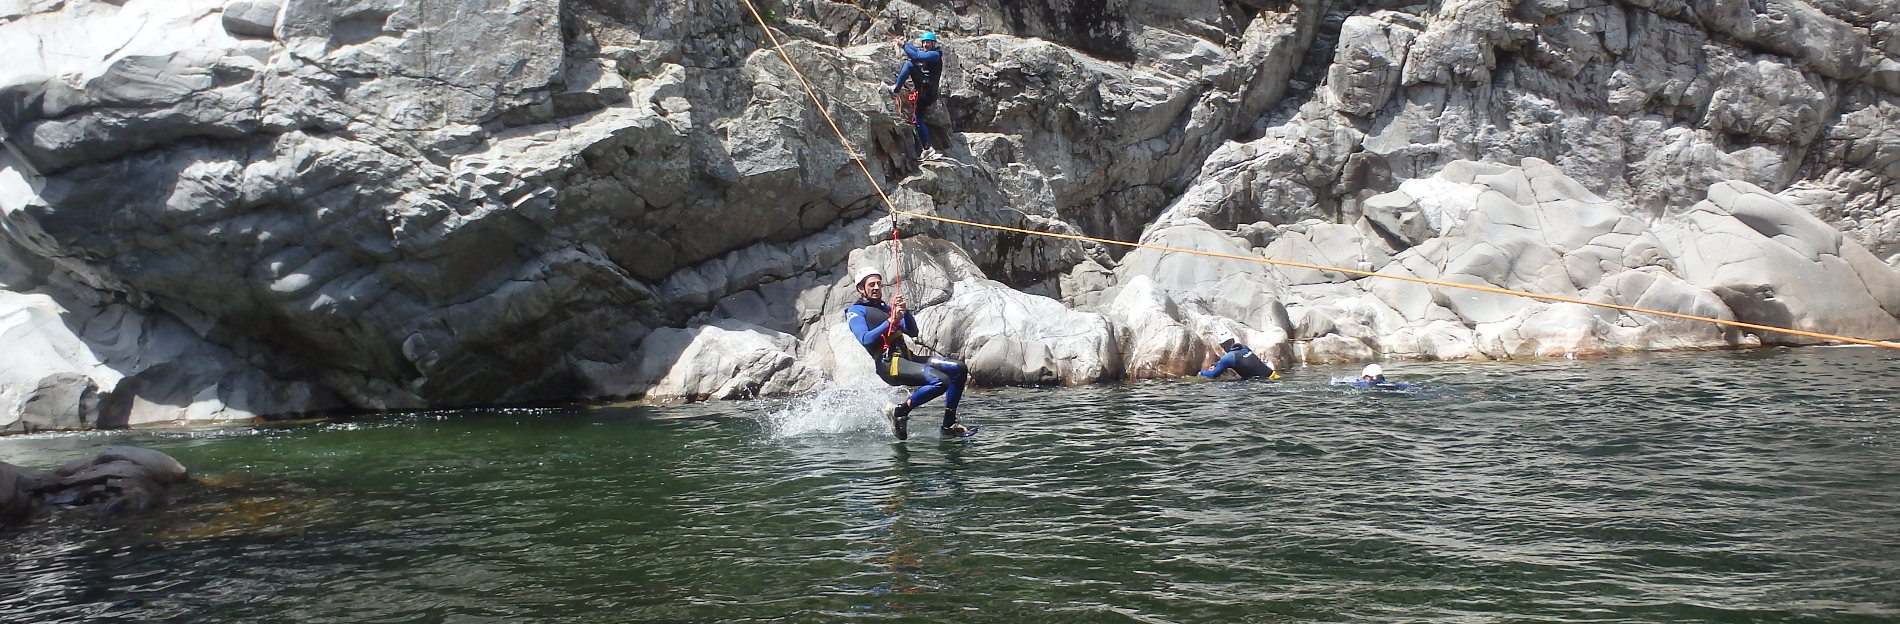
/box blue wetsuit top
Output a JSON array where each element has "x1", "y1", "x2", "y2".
[
  {"x1": 1344, "y1": 376, "x2": 1412, "y2": 390},
  {"x1": 845, "y1": 299, "x2": 918, "y2": 358},
  {"x1": 892, "y1": 42, "x2": 943, "y2": 94},
  {"x1": 1200, "y1": 343, "x2": 1274, "y2": 379}
]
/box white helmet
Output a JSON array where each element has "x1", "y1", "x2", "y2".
[
  {"x1": 854, "y1": 266, "x2": 882, "y2": 287},
  {"x1": 1362, "y1": 363, "x2": 1383, "y2": 377}
]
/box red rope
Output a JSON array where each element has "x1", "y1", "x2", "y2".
[{"x1": 884, "y1": 217, "x2": 902, "y2": 376}]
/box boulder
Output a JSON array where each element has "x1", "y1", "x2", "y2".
[
  {"x1": 917, "y1": 280, "x2": 1120, "y2": 386},
  {"x1": 0, "y1": 461, "x2": 50, "y2": 527},
  {"x1": 1118, "y1": 217, "x2": 1293, "y2": 335},
  {"x1": 1098, "y1": 275, "x2": 1203, "y2": 379},
  {"x1": 1658, "y1": 181, "x2": 1900, "y2": 343},
  {"x1": 10, "y1": 446, "x2": 188, "y2": 522},
  {"x1": 627, "y1": 320, "x2": 822, "y2": 402},
  {"x1": 221, "y1": 0, "x2": 280, "y2": 39},
  {"x1": 1326, "y1": 12, "x2": 1422, "y2": 117}
]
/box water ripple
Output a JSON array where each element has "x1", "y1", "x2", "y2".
[{"x1": 3, "y1": 348, "x2": 1900, "y2": 622}]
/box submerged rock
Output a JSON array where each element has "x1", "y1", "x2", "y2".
[
  {"x1": 0, "y1": 461, "x2": 50, "y2": 527},
  {"x1": 1, "y1": 446, "x2": 188, "y2": 527}
]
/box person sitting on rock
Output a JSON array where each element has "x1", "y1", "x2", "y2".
[
  {"x1": 844, "y1": 266, "x2": 972, "y2": 439},
  {"x1": 1199, "y1": 337, "x2": 1278, "y2": 380},
  {"x1": 891, "y1": 32, "x2": 944, "y2": 161}
]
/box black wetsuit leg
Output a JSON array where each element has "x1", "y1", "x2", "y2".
[
  {"x1": 878, "y1": 355, "x2": 957, "y2": 407},
  {"x1": 911, "y1": 87, "x2": 937, "y2": 148}
]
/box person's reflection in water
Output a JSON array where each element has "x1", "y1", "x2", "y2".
[
  {"x1": 869, "y1": 441, "x2": 974, "y2": 611},
  {"x1": 873, "y1": 444, "x2": 924, "y2": 604}
]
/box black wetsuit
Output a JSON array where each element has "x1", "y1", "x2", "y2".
[
  {"x1": 892, "y1": 42, "x2": 943, "y2": 151},
  {"x1": 1200, "y1": 343, "x2": 1274, "y2": 379}
]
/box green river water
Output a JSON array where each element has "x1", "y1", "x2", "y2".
[{"x1": 3, "y1": 347, "x2": 1898, "y2": 623}]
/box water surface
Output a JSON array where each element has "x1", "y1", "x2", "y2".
[{"x1": 4, "y1": 347, "x2": 1899, "y2": 622}]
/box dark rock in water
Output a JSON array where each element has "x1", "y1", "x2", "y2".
[
  {"x1": 57, "y1": 446, "x2": 190, "y2": 485},
  {"x1": 0, "y1": 461, "x2": 52, "y2": 527},
  {"x1": 4, "y1": 446, "x2": 189, "y2": 526}
]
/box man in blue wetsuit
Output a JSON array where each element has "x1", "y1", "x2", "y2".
[
  {"x1": 1199, "y1": 337, "x2": 1278, "y2": 380},
  {"x1": 844, "y1": 266, "x2": 972, "y2": 439},
  {"x1": 891, "y1": 32, "x2": 944, "y2": 161}
]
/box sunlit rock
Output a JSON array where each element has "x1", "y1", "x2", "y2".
[
  {"x1": 3, "y1": 0, "x2": 1900, "y2": 428},
  {"x1": 628, "y1": 320, "x2": 822, "y2": 403},
  {"x1": 1657, "y1": 181, "x2": 1900, "y2": 344}
]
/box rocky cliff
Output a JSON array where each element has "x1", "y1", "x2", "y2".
[{"x1": 3, "y1": 0, "x2": 1898, "y2": 431}]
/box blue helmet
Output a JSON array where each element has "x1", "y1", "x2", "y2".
[{"x1": 920, "y1": 32, "x2": 938, "y2": 41}]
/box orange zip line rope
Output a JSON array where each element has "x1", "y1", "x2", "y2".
[{"x1": 737, "y1": 0, "x2": 1900, "y2": 351}]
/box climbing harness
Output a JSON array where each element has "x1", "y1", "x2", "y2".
[{"x1": 736, "y1": 0, "x2": 1900, "y2": 352}]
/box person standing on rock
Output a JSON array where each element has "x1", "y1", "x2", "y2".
[
  {"x1": 845, "y1": 266, "x2": 973, "y2": 439},
  {"x1": 891, "y1": 32, "x2": 944, "y2": 161},
  {"x1": 1198, "y1": 336, "x2": 1278, "y2": 380}
]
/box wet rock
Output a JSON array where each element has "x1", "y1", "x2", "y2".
[
  {"x1": 3, "y1": 447, "x2": 187, "y2": 526},
  {"x1": 0, "y1": 461, "x2": 51, "y2": 527}
]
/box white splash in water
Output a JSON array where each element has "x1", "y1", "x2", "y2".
[{"x1": 762, "y1": 380, "x2": 901, "y2": 438}]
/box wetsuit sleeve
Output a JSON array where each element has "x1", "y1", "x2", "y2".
[
  {"x1": 903, "y1": 42, "x2": 942, "y2": 63},
  {"x1": 900, "y1": 313, "x2": 918, "y2": 338},
  {"x1": 846, "y1": 306, "x2": 890, "y2": 347},
  {"x1": 1199, "y1": 351, "x2": 1238, "y2": 378},
  {"x1": 892, "y1": 60, "x2": 914, "y2": 91}
]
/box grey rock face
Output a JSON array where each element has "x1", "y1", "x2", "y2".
[
  {"x1": 2, "y1": 0, "x2": 1899, "y2": 428},
  {"x1": 1658, "y1": 180, "x2": 1900, "y2": 342},
  {"x1": 1116, "y1": 156, "x2": 1888, "y2": 362},
  {"x1": 220, "y1": 0, "x2": 280, "y2": 39}
]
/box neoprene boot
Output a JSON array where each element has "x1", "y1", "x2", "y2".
[
  {"x1": 940, "y1": 408, "x2": 973, "y2": 437},
  {"x1": 886, "y1": 402, "x2": 911, "y2": 440}
]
